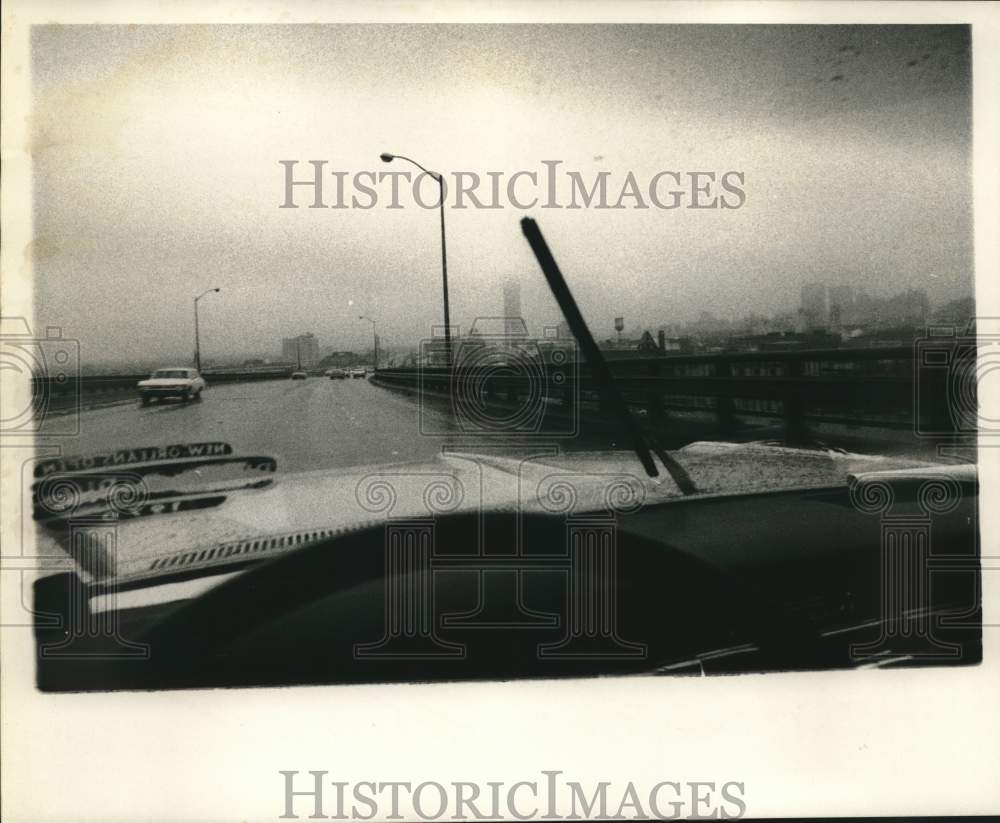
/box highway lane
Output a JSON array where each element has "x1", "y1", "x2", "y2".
[
  {"x1": 47, "y1": 376, "x2": 930, "y2": 479},
  {"x1": 57, "y1": 377, "x2": 463, "y2": 475}
]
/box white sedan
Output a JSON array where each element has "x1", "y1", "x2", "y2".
[{"x1": 137, "y1": 367, "x2": 206, "y2": 404}]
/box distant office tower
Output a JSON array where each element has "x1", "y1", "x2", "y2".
[
  {"x1": 888, "y1": 288, "x2": 930, "y2": 325},
  {"x1": 828, "y1": 286, "x2": 853, "y2": 329},
  {"x1": 282, "y1": 333, "x2": 320, "y2": 367},
  {"x1": 828, "y1": 285, "x2": 854, "y2": 313},
  {"x1": 503, "y1": 280, "x2": 523, "y2": 337},
  {"x1": 800, "y1": 283, "x2": 827, "y2": 328},
  {"x1": 829, "y1": 304, "x2": 842, "y2": 330}
]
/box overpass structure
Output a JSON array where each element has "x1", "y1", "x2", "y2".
[
  {"x1": 29, "y1": 344, "x2": 972, "y2": 449},
  {"x1": 371, "y1": 344, "x2": 971, "y2": 446}
]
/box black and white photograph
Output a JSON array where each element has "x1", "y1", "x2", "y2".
[{"x1": 2, "y1": 2, "x2": 998, "y2": 821}]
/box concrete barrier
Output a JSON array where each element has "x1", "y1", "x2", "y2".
[
  {"x1": 33, "y1": 367, "x2": 295, "y2": 411},
  {"x1": 369, "y1": 345, "x2": 964, "y2": 444}
]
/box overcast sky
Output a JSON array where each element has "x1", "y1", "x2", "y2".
[{"x1": 32, "y1": 24, "x2": 972, "y2": 364}]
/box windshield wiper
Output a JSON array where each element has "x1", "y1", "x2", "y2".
[{"x1": 521, "y1": 217, "x2": 697, "y2": 495}]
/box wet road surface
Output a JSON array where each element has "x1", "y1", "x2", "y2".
[{"x1": 58, "y1": 377, "x2": 460, "y2": 475}]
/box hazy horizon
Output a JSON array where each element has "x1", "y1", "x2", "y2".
[{"x1": 32, "y1": 24, "x2": 973, "y2": 365}]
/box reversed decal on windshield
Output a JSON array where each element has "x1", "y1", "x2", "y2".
[{"x1": 33, "y1": 442, "x2": 234, "y2": 477}]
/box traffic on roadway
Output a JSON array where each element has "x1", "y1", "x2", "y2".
[
  {"x1": 26, "y1": 214, "x2": 982, "y2": 694},
  {"x1": 61, "y1": 376, "x2": 454, "y2": 475}
]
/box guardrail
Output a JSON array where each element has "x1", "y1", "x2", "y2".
[
  {"x1": 371, "y1": 345, "x2": 967, "y2": 441},
  {"x1": 33, "y1": 367, "x2": 295, "y2": 407}
]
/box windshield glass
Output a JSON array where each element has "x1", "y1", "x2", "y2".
[
  {"x1": 23, "y1": 26, "x2": 974, "y2": 508},
  {"x1": 31, "y1": 25, "x2": 974, "y2": 481},
  {"x1": 32, "y1": 29, "x2": 973, "y2": 482},
  {"x1": 24, "y1": 22, "x2": 981, "y2": 693}
]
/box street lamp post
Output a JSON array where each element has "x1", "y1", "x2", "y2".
[
  {"x1": 359, "y1": 315, "x2": 379, "y2": 370},
  {"x1": 379, "y1": 152, "x2": 451, "y2": 369},
  {"x1": 193, "y1": 287, "x2": 221, "y2": 373}
]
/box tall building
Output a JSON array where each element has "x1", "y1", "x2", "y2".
[
  {"x1": 828, "y1": 304, "x2": 842, "y2": 331},
  {"x1": 828, "y1": 285, "x2": 854, "y2": 313},
  {"x1": 800, "y1": 283, "x2": 827, "y2": 328},
  {"x1": 282, "y1": 333, "x2": 320, "y2": 367},
  {"x1": 887, "y1": 288, "x2": 930, "y2": 325},
  {"x1": 849, "y1": 288, "x2": 929, "y2": 328},
  {"x1": 503, "y1": 279, "x2": 523, "y2": 337}
]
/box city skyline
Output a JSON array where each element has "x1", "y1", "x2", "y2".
[
  {"x1": 32, "y1": 24, "x2": 973, "y2": 364},
  {"x1": 79, "y1": 277, "x2": 971, "y2": 372}
]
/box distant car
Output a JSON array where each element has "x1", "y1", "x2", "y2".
[
  {"x1": 291, "y1": 371, "x2": 308, "y2": 380},
  {"x1": 137, "y1": 367, "x2": 206, "y2": 405},
  {"x1": 350, "y1": 367, "x2": 365, "y2": 379},
  {"x1": 325, "y1": 368, "x2": 347, "y2": 380}
]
